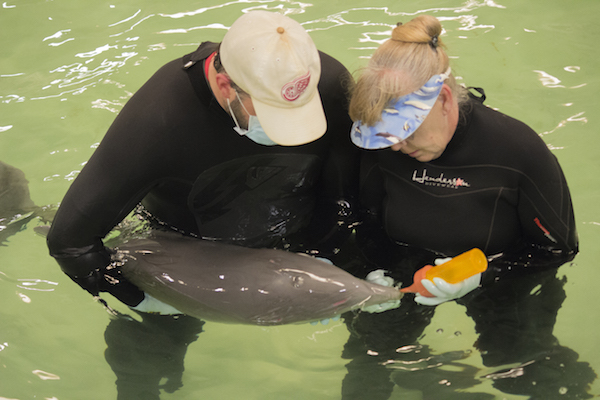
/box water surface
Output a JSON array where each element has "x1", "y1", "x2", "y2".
[{"x1": 1, "y1": 0, "x2": 599, "y2": 399}]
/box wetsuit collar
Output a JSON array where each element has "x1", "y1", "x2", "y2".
[{"x1": 204, "y1": 51, "x2": 216, "y2": 85}]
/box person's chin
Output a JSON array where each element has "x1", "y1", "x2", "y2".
[
  {"x1": 410, "y1": 150, "x2": 428, "y2": 161},
  {"x1": 414, "y1": 153, "x2": 437, "y2": 162}
]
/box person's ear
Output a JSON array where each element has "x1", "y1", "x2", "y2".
[
  {"x1": 438, "y1": 84, "x2": 454, "y2": 115},
  {"x1": 215, "y1": 73, "x2": 234, "y2": 102}
]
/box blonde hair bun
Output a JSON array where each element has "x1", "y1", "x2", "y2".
[{"x1": 391, "y1": 15, "x2": 444, "y2": 48}]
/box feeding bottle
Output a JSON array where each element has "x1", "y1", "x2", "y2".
[{"x1": 400, "y1": 248, "x2": 488, "y2": 297}]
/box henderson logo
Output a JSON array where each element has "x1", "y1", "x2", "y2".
[{"x1": 412, "y1": 169, "x2": 470, "y2": 189}]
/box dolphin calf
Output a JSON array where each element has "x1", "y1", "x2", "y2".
[
  {"x1": 0, "y1": 161, "x2": 35, "y2": 213},
  {"x1": 0, "y1": 161, "x2": 56, "y2": 245},
  {"x1": 113, "y1": 231, "x2": 403, "y2": 325}
]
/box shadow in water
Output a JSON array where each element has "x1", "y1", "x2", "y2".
[
  {"x1": 340, "y1": 267, "x2": 597, "y2": 399},
  {"x1": 104, "y1": 311, "x2": 204, "y2": 400}
]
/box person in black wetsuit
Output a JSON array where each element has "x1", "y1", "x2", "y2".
[
  {"x1": 339, "y1": 15, "x2": 595, "y2": 399},
  {"x1": 46, "y1": 11, "x2": 358, "y2": 399},
  {"x1": 46, "y1": 10, "x2": 357, "y2": 306}
]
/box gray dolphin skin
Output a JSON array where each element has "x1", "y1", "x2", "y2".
[
  {"x1": 114, "y1": 231, "x2": 403, "y2": 325},
  {"x1": 0, "y1": 161, "x2": 56, "y2": 245},
  {"x1": 0, "y1": 160, "x2": 36, "y2": 217}
]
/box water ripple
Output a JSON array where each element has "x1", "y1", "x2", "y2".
[
  {"x1": 32, "y1": 369, "x2": 61, "y2": 381},
  {"x1": 109, "y1": 13, "x2": 157, "y2": 38},
  {"x1": 304, "y1": 0, "x2": 506, "y2": 31},
  {"x1": 108, "y1": 8, "x2": 142, "y2": 27},
  {"x1": 0, "y1": 271, "x2": 58, "y2": 292}
]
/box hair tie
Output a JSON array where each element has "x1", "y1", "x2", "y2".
[{"x1": 430, "y1": 35, "x2": 439, "y2": 49}]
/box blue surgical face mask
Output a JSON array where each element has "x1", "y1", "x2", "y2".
[{"x1": 227, "y1": 92, "x2": 278, "y2": 146}]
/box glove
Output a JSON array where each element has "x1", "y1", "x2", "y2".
[
  {"x1": 310, "y1": 315, "x2": 341, "y2": 326},
  {"x1": 58, "y1": 250, "x2": 145, "y2": 307},
  {"x1": 365, "y1": 269, "x2": 395, "y2": 287},
  {"x1": 131, "y1": 293, "x2": 183, "y2": 315},
  {"x1": 361, "y1": 269, "x2": 401, "y2": 313},
  {"x1": 414, "y1": 258, "x2": 481, "y2": 306}
]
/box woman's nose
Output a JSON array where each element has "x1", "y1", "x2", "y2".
[{"x1": 390, "y1": 140, "x2": 407, "y2": 152}]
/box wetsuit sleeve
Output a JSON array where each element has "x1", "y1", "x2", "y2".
[
  {"x1": 483, "y1": 129, "x2": 578, "y2": 284},
  {"x1": 46, "y1": 58, "x2": 195, "y2": 304},
  {"x1": 519, "y1": 157, "x2": 577, "y2": 251}
]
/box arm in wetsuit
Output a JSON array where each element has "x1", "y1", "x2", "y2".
[
  {"x1": 482, "y1": 143, "x2": 578, "y2": 284},
  {"x1": 45, "y1": 55, "x2": 202, "y2": 306},
  {"x1": 467, "y1": 96, "x2": 578, "y2": 282}
]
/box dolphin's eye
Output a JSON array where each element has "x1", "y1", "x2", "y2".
[{"x1": 292, "y1": 276, "x2": 304, "y2": 288}]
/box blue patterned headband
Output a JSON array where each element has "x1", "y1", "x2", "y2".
[{"x1": 351, "y1": 68, "x2": 451, "y2": 149}]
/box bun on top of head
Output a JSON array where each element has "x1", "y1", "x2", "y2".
[
  {"x1": 349, "y1": 15, "x2": 457, "y2": 127},
  {"x1": 391, "y1": 15, "x2": 443, "y2": 49}
]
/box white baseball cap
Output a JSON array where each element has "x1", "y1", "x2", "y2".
[{"x1": 220, "y1": 11, "x2": 326, "y2": 146}]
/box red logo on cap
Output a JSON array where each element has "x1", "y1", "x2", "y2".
[{"x1": 281, "y1": 72, "x2": 310, "y2": 102}]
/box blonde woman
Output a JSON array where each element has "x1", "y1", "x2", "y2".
[{"x1": 340, "y1": 15, "x2": 592, "y2": 400}]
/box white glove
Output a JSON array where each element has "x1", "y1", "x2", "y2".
[
  {"x1": 310, "y1": 315, "x2": 341, "y2": 326},
  {"x1": 361, "y1": 269, "x2": 401, "y2": 313},
  {"x1": 414, "y1": 258, "x2": 481, "y2": 306},
  {"x1": 131, "y1": 293, "x2": 183, "y2": 315},
  {"x1": 365, "y1": 269, "x2": 395, "y2": 287},
  {"x1": 434, "y1": 257, "x2": 453, "y2": 266}
]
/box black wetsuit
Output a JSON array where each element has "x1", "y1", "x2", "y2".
[
  {"x1": 47, "y1": 42, "x2": 358, "y2": 291},
  {"x1": 340, "y1": 93, "x2": 594, "y2": 400}
]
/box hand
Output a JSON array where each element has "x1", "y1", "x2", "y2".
[
  {"x1": 365, "y1": 269, "x2": 395, "y2": 287},
  {"x1": 60, "y1": 250, "x2": 145, "y2": 307},
  {"x1": 414, "y1": 273, "x2": 481, "y2": 306},
  {"x1": 362, "y1": 269, "x2": 401, "y2": 313},
  {"x1": 434, "y1": 257, "x2": 453, "y2": 266},
  {"x1": 314, "y1": 256, "x2": 333, "y2": 265},
  {"x1": 131, "y1": 293, "x2": 183, "y2": 315},
  {"x1": 310, "y1": 315, "x2": 341, "y2": 326}
]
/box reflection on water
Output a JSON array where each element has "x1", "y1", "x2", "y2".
[
  {"x1": 3, "y1": 1, "x2": 511, "y2": 109},
  {"x1": 1, "y1": 0, "x2": 600, "y2": 399}
]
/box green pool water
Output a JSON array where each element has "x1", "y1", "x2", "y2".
[{"x1": 1, "y1": 0, "x2": 599, "y2": 399}]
